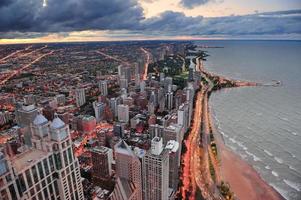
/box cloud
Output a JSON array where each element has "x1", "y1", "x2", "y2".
[
  {"x1": 179, "y1": 0, "x2": 212, "y2": 9},
  {"x1": 0, "y1": 0, "x2": 300, "y2": 40},
  {"x1": 140, "y1": 10, "x2": 301, "y2": 37},
  {"x1": 0, "y1": 0, "x2": 144, "y2": 33}
]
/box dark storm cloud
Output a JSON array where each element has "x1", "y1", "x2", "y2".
[
  {"x1": 0, "y1": 0, "x2": 13, "y2": 8},
  {"x1": 0, "y1": 0, "x2": 144, "y2": 32},
  {"x1": 0, "y1": 0, "x2": 300, "y2": 39},
  {"x1": 179, "y1": 0, "x2": 211, "y2": 9},
  {"x1": 141, "y1": 10, "x2": 301, "y2": 37}
]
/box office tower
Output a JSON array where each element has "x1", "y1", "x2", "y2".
[
  {"x1": 148, "y1": 124, "x2": 164, "y2": 139},
  {"x1": 135, "y1": 74, "x2": 140, "y2": 87},
  {"x1": 91, "y1": 146, "x2": 113, "y2": 182},
  {"x1": 117, "y1": 104, "x2": 129, "y2": 123},
  {"x1": 96, "y1": 70, "x2": 102, "y2": 79},
  {"x1": 96, "y1": 130, "x2": 106, "y2": 146},
  {"x1": 79, "y1": 115, "x2": 96, "y2": 133},
  {"x1": 142, "y1": 137, "x2": 169, "y2": 200},
  {"x1": 93, "y1": 101, "x2": 106, "y2": 123},
  {"x1": 165, "y1": 140, "x2": 180, "y2": 191},
  {"x1": 75, "y1": 88, "x2": 86, "y2": 107},
  {"x1": 56, "y1": 94, "x2": 66, "y2": 105},
  {"x1": 23, "y1": 94, "x2": 36, "y2": 105},
  {"x1": 15, "y1": 104, "x2": 38, "y2": 127},
  {"x1": 109, "y1": 97, "x2": 121, "y2": 118},
  {"x1": 147, "y1": 102, "x2": 155, "y2": 115},
  {"x1": 164, "y1": 76, "x2": 173, "y2": 92},
  {"x1": 118, "y1": 65, "x2": 123, "y2": 77},
  {"x1": 0, "y1": 114, "x2": 84, "y2": 200},
  {"x1": 177, "y1": 103, "x2": 190, "y2": 132},
  {"x1": 99, "y1": 80, "x2": 108, "y2": 96},
  {"x1": 160, "y1": 72, "x2": 165, "y2": 83},
  {"x1": 124, "y1": 66, "x2": 132, "y2": 83},
  {"x1": 0, "y1": 111, "x2": 12, "y2": 126},
  {"x1": 120, "y1": 78, "x2": 128, "y2": 90},
  {"x1": 112, "y1": 140, "x2": 142, "y2": 200},
  {"x1": 188, "y1": 67, "x2": 194, "y2": 82},
  {"x1": 165, "y1": 91, "x2": 173, "y2": 111},
  {"x1": 163, "y1": 124, "x2": 182, "y2": 145},
  {"x1": 149, "y1": 90, "x2": 157, "y2": 106},
  {"x1": 139, "y1": 81, "x2": 146, "y2": 93},
  {"x1": 113, "y1": 122, "x2": 125, "y2": 138}
]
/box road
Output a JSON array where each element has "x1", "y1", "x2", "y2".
[
  {"x1": 0, "y1": 45, "x2": 32, "y2": 63},
  {"x1": 140, "y1": 47, "x2": 151, "y2": 80},
  {"x1": 0, "y1": 50, "x2": 54, "y2": 85},
  {"x1": 96, "y1": 50, "x2": 131, "y2": 66}
]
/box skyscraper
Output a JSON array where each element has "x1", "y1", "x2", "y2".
[
  {"x1": 165, "y1": 91, "x2": 173, "y2": 111},
  {"x1": 93, "y1": 101, "x2": 106, "y2": 123},
  {"x1": 74, "y1": 88, "x2": 86, "y2": 107},
  {"x1": 117, "y1": 104, "x2": 129, "y2": 123},
  {"x1": 91, "y1": 146, "x2": 113, "y2": 182},
  {"x1": 165, "y1": 140, "x2": 180, "y2": 191},
  {"x1": 142, "y1": 137, "x2": 169, "y2": 200},
  {"x1": 0, "y1": 114, "x2": 84, "y2": 200},
  {"x1": 177, "y1": 103, "x2": 190, "y2": 133},
  {"x1": 112, "y1": 140, "x2": 142, "y2": 200},
  {"x1": 99, "y1": 80, "x2": 108, "y2": 96}
]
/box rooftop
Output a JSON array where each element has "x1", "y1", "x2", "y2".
[{"x1": 11, "y1": 148, "x2": 49, "y2": 172}]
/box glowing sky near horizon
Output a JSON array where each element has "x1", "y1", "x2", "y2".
[{"x1": 0, "y1": 0, "x2": 300, "y2": 44}]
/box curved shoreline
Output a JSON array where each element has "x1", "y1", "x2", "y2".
[{"x1": 208, "y1": 102, "x2": 284, "y2": 200}]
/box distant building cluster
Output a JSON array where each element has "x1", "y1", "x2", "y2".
[{"x1": 0, "y1": 42, "x2": 201, "y2": 200}]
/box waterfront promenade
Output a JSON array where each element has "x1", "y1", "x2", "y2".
[{"x1": 179, "y1": 54, "x2": 283, "y2": 200}]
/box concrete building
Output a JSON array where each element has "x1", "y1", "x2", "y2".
[
  {"x1": 15, "y1": 104, "x2": 38, "y2": 127},
  {"x1": 177, "y1": 103, "x2": 190, "y2": 133},
  {"x1": 93, "y1": 101, "x2": 106, "y2": 123},
  {"x1": 120, "y1": 78, "x2": 128, "y2": 90},
  {"x1": 165, "y1": 140, "x2": 180, "y2": 191},
  {"x1": 0, "y1": 114, "x2": 84, "y2": 200},
  {"x1": 112, "y1": 140, "x2": 142, "y2": 200},
  {"x1": 91, "y1": 146, "x2": 113, "y2": 182},
  {"x1": 109, "y1": 97, "x2": 122, "y2": 118},
  {"x1": 56, "y1": 94, "x2": 66, "y2": 105},
  {"x1": 165, "y1": 91, "x2": 173, "y2": 111},
  {"x1": 99, "y1": 80, "x2": 108, "y2": 96},
  {"x1": 75, "y1": 88, "x2": 86, "y2": 107},
  {"x1": 117, "y1": 105, "x2": 129, "y2": 123},
  {"x1": 142, "y1": 137, "x2": 169, "y2": 200}
]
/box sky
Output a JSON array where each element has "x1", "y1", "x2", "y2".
[{"x1": 0, "y1": 0, "x2": 300, "y2": 44}]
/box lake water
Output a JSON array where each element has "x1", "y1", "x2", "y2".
[{"x1": 195, "y1": 40, "x2": 301, "y2": 200}]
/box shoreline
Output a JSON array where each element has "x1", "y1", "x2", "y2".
[
  {"x1": 196, "y1": 52, "x2": 284, "y2": 199},
  {"x1": 208, "y1": 99, "x2": 284, "y2": 200}
]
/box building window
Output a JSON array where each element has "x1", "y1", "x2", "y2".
[
  {"x1": 53, "y1": 180, "x2": 59, "y2": 196},
  {"x1": 49, "y1": 155, "x2": 55, "y2": 171},
  {"x1": 37, "y1": 162, "x2": 44, "y2": 179},
  {"x1": 31, "y1": 166, "x2": 39, "y2": 183},
  {"x1": 25, "y1": 169, "x2": 33, "y2": 188},
  {"x1": 63, "y1": 151, "x2": 68, "y2": 166},
  {"x1": 43, "y1": 159, "x2": 50, "y2": 175},
  {"x1": 54, "y1": 153, "x2": 62, "y2": 170},
  {"x1": 8, "y1": 184, "x2": 17, "y2": 200},
  {"x1": 68, "y1": 148, "x2": 73, "y2": 163}
]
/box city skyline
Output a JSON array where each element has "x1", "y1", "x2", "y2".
[{"x1": 0, "y1": 0, "x2": 301, "y2": 44}]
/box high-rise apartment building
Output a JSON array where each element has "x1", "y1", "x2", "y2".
[
  {"x1": 142, "y1": 137, "x2": 169, "y2": 200},
  {"x1": 74, "y1": 88, "x2": 86, "y2": 107},
  {"x1": 91, "y1": 146, "x2": 113, "y2": 182},
  {"x1": 93, "y1": 101, "x2": 106, "y2": 123},
  {"x1": 111, "y1": 140, "x2": 142, "y2": 200},
  {"x1": 0, "y1": 114, "x2": 84, "y2": 200},
  {"x1": 99, "y1": 80, "x2": 108, "y2": 96},
  {"x1": 117, "y1": 104, "x2": 129, "y2": 123}
]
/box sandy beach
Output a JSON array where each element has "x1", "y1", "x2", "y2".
[{"x1": 215, "y1": 131, "x2": 284, "y2": 200}]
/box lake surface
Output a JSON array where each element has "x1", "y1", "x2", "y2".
[{"x1": 195, "y1": 40, "x2": 301, "y2": 200}]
